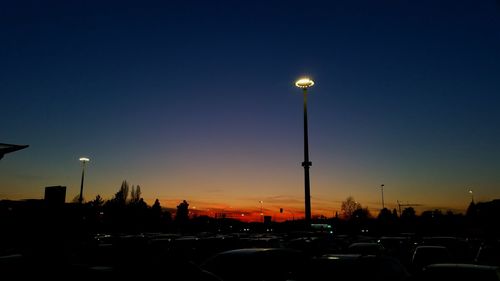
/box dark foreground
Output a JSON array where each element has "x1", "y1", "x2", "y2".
[{"x1": 1, "y1": 231, "x2": 499, "y2": 281}]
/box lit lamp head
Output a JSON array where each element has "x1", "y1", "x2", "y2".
[
  {"x1": 295, "y1": 77, "x2": 315, "y2": 89},
  {"x1": 79, "y1": 157, "x2": 90, "y2": 163}
]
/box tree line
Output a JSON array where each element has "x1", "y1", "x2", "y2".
[
  {"x1": 1, "y1": 182, "x2": 498, "y2": 238},
  {"x1": 333, "y1": 195, "x2": 500, "y2": 238},
  {"x1": 71, "y1": 180, "x2": 195, "y2": 233}
]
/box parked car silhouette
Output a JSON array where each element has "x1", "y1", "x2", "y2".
[
  {"x1": 307, "y1": 254, "x2": 411, "y2": 281},
  {"x1": 411, "y1": 246, "x2": 451, "y2": 272},
  {"x1": 200, "y1": 248, "x2": 306, "y2": 281},
  {"x1": 347, "y1": 242, "x2": 386, "y2": 256},
  {"x1": 419, "y1": 263, "x2": 500, "y2": 281},
  {"x1": 476, "y1": 242, "x2": 500, "y2": 266},
  {"x1": 421, "y1": 237, "x2": 474, "y2": 263}
]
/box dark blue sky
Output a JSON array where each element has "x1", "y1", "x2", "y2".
[{"x1": 1, "y1": 0, "x2": 499, "y2": 214}]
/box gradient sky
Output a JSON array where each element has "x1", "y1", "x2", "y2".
[{"x1": 1, "y1": 0, "x2": 499, "y2": 220}]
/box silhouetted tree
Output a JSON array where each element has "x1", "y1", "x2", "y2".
[
  {"x1": 152, "y1": 199, "x2": 162, "y2": 214},
  {"x1": 376, "y1": 208, "x2": 397, "y2": 235},
  {"x1": 90, "y1": 194, "x2": 104, "y2": 208},
  {"x1": 162, "y1": 211, "x2": 172, "y2": 225},
  {"x1": 102, "y1": 180, "x2": 132, "y2": 231},
  {"x1": 113, "y1": 180, "x2": 130, "y2": 205},
  {"x1": 149, "y1": 198, "x2": 170, "y2": 231},
  {"x1": 420, "y1": 209, "x2": 445, "y2": 235},
  {"x1": 341, "y1": 196, "x2": 361, "y2": 219},
  {"x1": 377, "y1": 208, "x2": 392, "y2": 220},
  {"x1": 433, "y1": 209, "x2": 443, "y2": 218},
  {"x1": 399, "y1": 207, "x2": 417, "y2": 233},
  {"x1": 134, "y1": 198, "x2": 147, "y2": 209},
  {"x1": 352, "y1": 207, "x2": 371, "y2": 220},
  {"x1": 401, "y1": 207, "x2": 416, "y2": 220},
  {"x1": 128, "y1": 197, "x2": 148, "y2": 232},
  {"x1": 176, "y1": 200, "x2": 189, "y2": 223},
  {"x1": 130, "y1": 185, "x2": 141, "y2": 204},
  {"x1": 392, "y1": 208, "x2": 398, "y2": 218}
]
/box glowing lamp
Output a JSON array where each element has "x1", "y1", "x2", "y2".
[
  {"x1": 295, "y1": 78, "x2": 315, "y2": 89},
  {"x1": 79, "y1": 157, "x2": 90, "y2": 162}
]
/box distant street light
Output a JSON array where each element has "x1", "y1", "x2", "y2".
[
  {"x1": 295, "y1": 77, "x2": 314, "y2": 227},
  {"x1": 468, "y1": 188, "x2": 474, "y2": 203},
  {"x1": 78, "y1": 157, "x2": 90, "y2": 204}
]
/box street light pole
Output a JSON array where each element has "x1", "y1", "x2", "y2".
[
  {"x1": 295, "y1": 78, "x2": 314, "y2": 228},
  {"x1": 78, "y1": 157, "x2": 90, "y2": 204},
  {"x1": 259, "y1": 200, "x2": 264, "y2": 222},
  {"x1": 468, "y1": 188, "x2": 474, "y2": 203},
  {"x1": 381, "y1": 184, "x2": 385, "y2": 209}
]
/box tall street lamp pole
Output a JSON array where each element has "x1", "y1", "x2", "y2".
[
  {"x1": 259, "y1": 200, "x2": 264, "y2": 223},
  {"x1": 295, "y1": 77, "x2": 314, "y2": 227},
  {"x1": 468, "y1": 188, "x2": 474, "y2": 203},
  {"x1": 78, "y1": 157, "x2": 90, "y2": 204},
  {"x1": 381, "y1": 184, "x2": 385, "y2": 209}
]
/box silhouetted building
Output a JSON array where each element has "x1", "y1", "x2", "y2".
[
  {"x1": 44, "y1": 186, "x2": 66, "y2": 206},
  {"x1": 264, "y1": 215, "x2": 272, "y2": 224}
]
